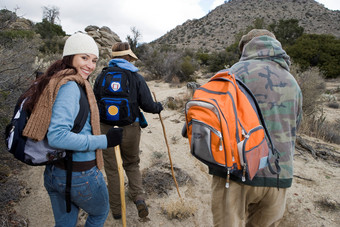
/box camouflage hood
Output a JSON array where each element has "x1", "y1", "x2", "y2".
[{"x1": 240, "y1": 35, "x2": 291, "y2": 71}]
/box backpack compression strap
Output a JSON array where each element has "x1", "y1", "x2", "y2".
[{"x1": 65, "y1": 83, "x2": 89, "y2": 213}]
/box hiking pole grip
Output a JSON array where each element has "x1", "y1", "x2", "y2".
[
  {"x1": 152, "y1": 92, "x2": 182, "y2": 199},
  {"x1": 114, "y1": 128, "x2": 126, "y2": 227}
]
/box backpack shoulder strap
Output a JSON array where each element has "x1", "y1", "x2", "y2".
[
  {"x1": 235, "y1": 77, "x2": 281, "y2": 178},
  {"x1": 65, "y1": 83, "x2": 90, "y2": 213},
  {"x1": 72, "y1": 83, "x2": 89, "y2": 133}
]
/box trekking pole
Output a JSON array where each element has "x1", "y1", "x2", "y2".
[
  {"x1": 114, "y1": 140, "x2": 126, "y2": 227},
  {"x1": 152, "y1": 92, "x2": 182, "y2": 199}
]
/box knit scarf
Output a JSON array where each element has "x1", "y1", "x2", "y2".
[{"x1": 22, "y1": 69, "x2": 103, "y2": 169}]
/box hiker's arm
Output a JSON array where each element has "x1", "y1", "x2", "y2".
[
  {"x1": 136, "y1": 74, "x2": 163, "y2": 114},
  {"x1": 47, "y1": 81, "x2": 108, "y2": 151}
]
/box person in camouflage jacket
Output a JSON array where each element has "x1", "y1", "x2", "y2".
[{"x1": 210, "y1": 29, "x2": 303, "y2": 227}]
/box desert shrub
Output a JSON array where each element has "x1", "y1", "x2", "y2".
[
  {"x1": 287, "y1": 34, "x2": 340, "y2": 78},
  {"x1": 292, "y1": 65, "x2": 340, "y2": 144},
  {"x1": 301, "y1": 114, "x2": 340, "y2": 144},
  {"x1": 320, "y1": 120, "x2": 340, "y2": 144},
  {"x1": 137, "y1": 44, "x2": 198, "y2": 82},
  {"x1": 0, "y1": 30, "x2": 35, "y2": 45},
  {"x1": 315, "y1": 197, "x2": 340, "y2": 213},
  {"x1": 207, "y1": 51, "x2": 229, "y2": 72},
  {"x1": 164, "y1": 92, "x2": 192, "y2": 111},
  {"x1": 224, "y1": 42, "x2": 241, "y2": 66},
  {"x1": 195, "y1": 50, "x2": 210, "y2": 65},
  {"x1": 268, "y1": 19, "x2": 304, "y2": 46},
  {"x1": 38, "y1": 35, "x2": 64, "y2": 54},
  {"x1": 291, "y1": 65, "x2": 326, "y2": 117},
  {"x1": 180, "y1": 56, "x2": 197, "y2": 80},
  {"x1": 298, "y1": 110, "x2": 327, "y2": 140}
]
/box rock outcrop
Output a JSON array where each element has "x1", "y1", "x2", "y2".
[{"x1": 85, "y1": 25, "x2": 122, "y2": 59}]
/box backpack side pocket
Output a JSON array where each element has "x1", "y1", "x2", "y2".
[{"x1": 238, "y1": 126, "x2": 269, "y2": 180}]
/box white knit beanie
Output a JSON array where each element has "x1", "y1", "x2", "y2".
[{"x1": 62, "y1": 33, "x2": 99, "y2": 58}]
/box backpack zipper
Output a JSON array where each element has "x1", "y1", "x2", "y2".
[
  {"x1": 210, "y1": 99, "x2": 235, "y2": 162},
  {"x1": 225, "y1": 168, "x2": 230, "y2": 188}
]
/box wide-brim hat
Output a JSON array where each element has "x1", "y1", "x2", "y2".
[{"x1": 111, "y1": 49, "x2": 138, "y2": 61}]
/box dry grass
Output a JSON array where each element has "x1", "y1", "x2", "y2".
[
  {"x1": 292, "y1": 66, "x2": 340, "y2": 145},
  {"x1": 165, "y1": 91, "x2": 192, "y2": 111},
  {"x1": 315, "y1": 197, "x2": 340, "y2": 212},
  {"x1": 161, "y1": 198, "x2": 197, "y2": 220}
]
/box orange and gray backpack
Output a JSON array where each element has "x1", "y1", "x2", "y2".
[{"x1": 185, "y1": 70, "x2": 280, "y2": 187}]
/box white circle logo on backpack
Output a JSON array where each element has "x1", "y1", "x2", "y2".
[{"x1": 111, "y1": 82, "x2": 120, "y2": 91}]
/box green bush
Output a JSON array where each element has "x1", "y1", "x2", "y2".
[
  {"x1": 195, "y1": 51, "x2": 210, "y2": 65},
  {"x1": 0, "y1": 30, "x2": 35, "y2": 45},
  {"x1": 34, "y1": 19, "x2": 66, "y2": 54},
  {"x1": 34, "y1": 19, "x2": 65, "y2": 39},
  {"x1": 287, "y1": 34, "x2": 340, "y2": 78},
  {"x1": 180, "y1": 56, "x2": 196, "y2": 80},
  {"x1": 39, "y1": 36, "x2": 64, "y2": 54},
  {"x1": 207, "y1": 51, "x2": 229, "y2": 72},
  {"x1": 268, "y1": 19, "x2": 304, "y2": 46}
]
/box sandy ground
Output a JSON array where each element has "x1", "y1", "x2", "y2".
[{"x1": 13, "y1": 79, "x2": 340, "y2": 227}]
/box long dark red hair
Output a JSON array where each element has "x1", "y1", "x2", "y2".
[{"x1": 21, "y1": 55, "x2": 77, "y2": 111}]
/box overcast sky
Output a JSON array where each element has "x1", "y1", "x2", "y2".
[{"x1": 1, "y1": 0, "x2": 339, "y2": 43}]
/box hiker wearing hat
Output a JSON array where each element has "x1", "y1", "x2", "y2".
[
  {"x1": 210, "y1": 29, "x2": 303, "y2": 226},
  {"x1": 20, "y1": 32, "x2": 123, "y2": 226},
  {"x1": 94, "y1": 42, "x2": 163, "y2": 220}
]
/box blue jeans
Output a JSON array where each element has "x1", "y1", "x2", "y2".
[{"x1": 44, "y1": 165, "x2": 109, "y2": 227}]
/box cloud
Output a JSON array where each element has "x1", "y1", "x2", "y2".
[
  {"x1": 2, "y1": 0, "x2": 338, "y2": 43},
  {"x1": 316, "y1": 0, "x2": 340, "y2": 10},
  {"x1": 1, "y1": 0, "x2": 206, "y2": 43}
]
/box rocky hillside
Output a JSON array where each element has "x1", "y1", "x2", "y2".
[{"x1": 154, "y1": 0, "x2": 340, "y2": 52}]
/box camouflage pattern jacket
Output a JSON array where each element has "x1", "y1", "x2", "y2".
[{"x1": 209, "y1": 35, "x2": 303, "y2": 188}]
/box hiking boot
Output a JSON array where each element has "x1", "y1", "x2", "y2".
[{"x1": 135, "y1": 200, "x2": 149, "y2": 218}]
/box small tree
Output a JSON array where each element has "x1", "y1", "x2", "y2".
[
  {"x1": 126, "y1": 26, "x2": 141, "y2": 54},
  {"x1": 42, "y1": 6, "x2": 60, "y2": 25}
]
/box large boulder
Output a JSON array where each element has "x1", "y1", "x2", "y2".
[{"x1": 85, "y1": 25, "x2": 122, "y2": 59}]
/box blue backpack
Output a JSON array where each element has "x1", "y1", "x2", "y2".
[
  {"x1": 94, "y1": 66, "x2": 138, "y2": 126},
  {"x1": 5, "y1": 83, "x2": 89, "y2": 166},
  {"x1": 5, "y1": 83, "x2": 89, "y2": 213}
]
